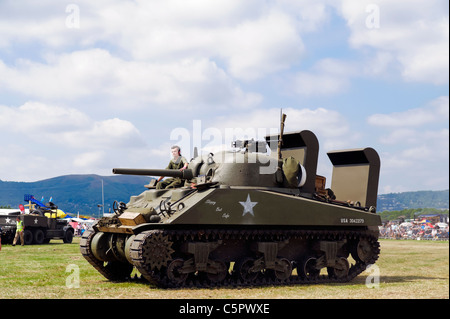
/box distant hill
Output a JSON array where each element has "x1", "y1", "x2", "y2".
[
  {"x1": 377, "y1": 190, "x2": 449, "y2": 211},
  {"x1": 0, "y1": 175, "x2": 151, "y2": 217},
  {"x1": 1, "y1": 175, "x2": 448, "y2": 216}
]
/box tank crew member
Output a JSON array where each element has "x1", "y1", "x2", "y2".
[
  {"x1": 12, "y1": 216, "x2": 25, "y2": 246},
  {"x1": 156, "y1": 145, "x2": 188, "y2": 189}
]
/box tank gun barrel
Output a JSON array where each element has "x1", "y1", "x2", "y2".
[{"x1": 112, "y1": 168, "x2": 193, "y2": 179}]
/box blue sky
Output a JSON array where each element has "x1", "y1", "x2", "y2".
[{"x1": 0, "y1": 0, "x2": 448, "y2": 194}]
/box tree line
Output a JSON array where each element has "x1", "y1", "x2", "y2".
[{"x1": 378, "y1": 207, "x2": 449, "y2": 222}]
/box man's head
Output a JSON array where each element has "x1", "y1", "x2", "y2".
[{"x1": 171, "y1": 145, "x2": 181, "y2": 158}]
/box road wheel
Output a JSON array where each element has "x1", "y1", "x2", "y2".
[
  {"x1": 167, "y1": 258, "x2": 188, "y2": 286},
  {"x1": 300, "y1": 256, "x2": 320, "y2": 280},
  {"x1": 327, "y1": 257, "x2": 350, "y2": 279},
  {"x1": 206, "y1": 260, "x2": 228, "y2": 283},
  {"x1": 234, "y1": 258, "x2": 259, "y2": 282},
  {"x1": 273, "y1": 258, "x2": 292, "y2": 281}
]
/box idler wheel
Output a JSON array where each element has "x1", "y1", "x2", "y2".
[
  {"x1": 80, "y1": 229, "x2": 133, "y2": 281},
  {"x1": 167, "y1": 258, "x2": 188, "y2": 285},
  {"x1": 354, "y1": 238, "x2": 375, "y2": 263},
  {"x1": 91, "y1": 232, "x2": 114, "y2": 262},
  {"x1": 327, "y1": 257, "x2": 350, "y2": 279},
  {"x1": 124, "y1": 235, "x2": 136, "y2": 264}
]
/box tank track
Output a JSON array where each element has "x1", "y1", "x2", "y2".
[
  {"x1": 81, "y1": 227, "x2": 379, "y2": 288},
  {"x1": 130, "y1": 228, "x2": 380, "y2": 288}
]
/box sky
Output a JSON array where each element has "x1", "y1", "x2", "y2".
[{"x1": 0, "y1": 0, "x2": 448, "y2": 194}]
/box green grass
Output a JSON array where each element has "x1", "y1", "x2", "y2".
[{"x1": 0, "y1": 238, "x2": 448, "y2": 299}]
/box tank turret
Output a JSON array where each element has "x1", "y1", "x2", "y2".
[
  {"x1": 113, "y1": 137, "x2": 309, "y2": 189},
  {"x1": 80, "y1": 115, "x2": 381, "y2": 288}
]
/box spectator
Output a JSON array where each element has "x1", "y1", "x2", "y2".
[{"x1": 378, "y1": 221, "x2": 448, "y2": 241}]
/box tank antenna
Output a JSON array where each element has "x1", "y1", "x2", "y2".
[{"x1": 278, "y1": 109, "x2": 287, "y2": 160}]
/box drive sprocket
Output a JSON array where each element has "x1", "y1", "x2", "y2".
[{"x1": 130, "y1": 230, "x2": 174, "y2": 273}]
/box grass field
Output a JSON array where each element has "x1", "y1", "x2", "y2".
[{"x1": 0, "y1": 238, "x2": 448, "y2": 299}]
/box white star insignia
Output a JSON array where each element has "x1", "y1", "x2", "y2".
[
  {"x1": 5, "y1": 217, "x2": 11, "y2": 224},
  {"x1": 239, "y1": 194, "x2": 258, "y2": 216}
]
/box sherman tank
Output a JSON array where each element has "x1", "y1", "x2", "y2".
[{"x1": 80, "y1": 118, "x2": 381, "y2": 288}]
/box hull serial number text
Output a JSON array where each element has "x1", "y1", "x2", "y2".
[{"x1": 340, "y1": 218, "x2": 365, "y2": 224}]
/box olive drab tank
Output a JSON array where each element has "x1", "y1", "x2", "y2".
[{"x1": 80, "y1": 116, "x2": 381, "y2": 288}]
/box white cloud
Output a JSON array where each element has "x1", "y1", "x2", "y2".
[
  {"x1": 0, "y1": 1, "x2": 71, "y2": 48},
  {"x1": 0, "y1": 101, "x2": 149, "y2": 181},
  {"x1": 0, "y1": 50, "x2": 262, "y2": 110},
  {"x1": 60, "y1": 118, "x2": 145, "y2": 149},
  {"x1": 288, "y1": 58, "x2": 359, "y2": 96},
  {"x1": 0, "y1": 101, "x2": 89, "y2": 132},
  {"x1": 119, "y1": 7, "x2": 305, "y2": 81},
  {"x1": 0, "y1": 101, "x2": 145, "y2": 149},
  {"x1": 378, "y1": 129, "x2": 417, "y2": 145},
  {"x1": 123, "y1": 6, "x2": 305, "y2": 81},
  {"x1": 368, "y1": 96, "x2": 449, "y2": 127},
  {"x1": 0, "y1": 1, "x2": 305, "y2": 82},
  {"x1": 337, "y1": 0, "x2": 449, "y2": 84},
  {"x1": 207, "y1": 107, "x2": 357, "y2": 151},
  {"x1": 274, "y1": 0, "x2": 331, "y2": 32},
  {"x1": 73, "y1": 151, "x2": 106, "y2": 169},
  {"x1": 0, "y1": 0, "x2": 447, "y2": 192},
  {"x1": 367, "y1": 96, "x2": 449, "y2": 193},
  {"x1": 1, "y1": 0, "x2": 447, "y2": 87},
  {"x1": 380, "y1": 129, "x2": 449, "y2": 193},
  {"x1": 291, "y1": 71, "x2": 350, "y2": 96},
  {"x1": 0, "y1": 144, "x2": 56, "y2": 182},
  {"x1": 218, "y1": 11, "x2": 305, "y2": 81}
]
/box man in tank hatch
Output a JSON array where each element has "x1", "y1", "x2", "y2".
[{"x1": 156, "y1": 145, "x2": 189, "y2": 189}]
